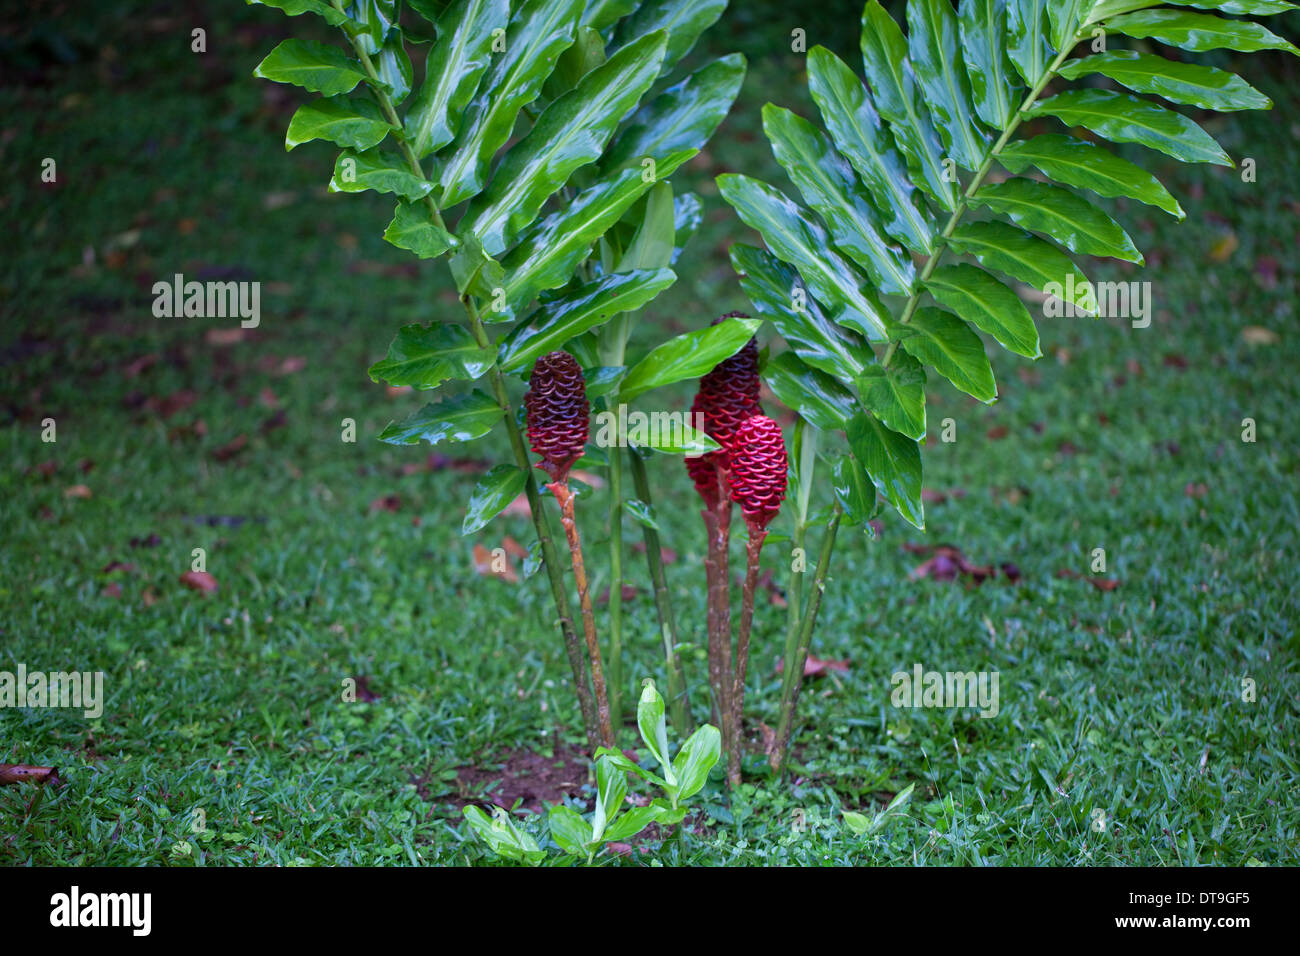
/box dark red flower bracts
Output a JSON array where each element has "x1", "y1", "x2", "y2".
[
  {"x1": 525, "y1": 351, "x2": 589, "y2": 482},
  {"x1": 727, "y1": 414, "x2": 788, "y2": 530},
  {"x1": 685, "y1": 314, "x2": 762, "y2": 504}
]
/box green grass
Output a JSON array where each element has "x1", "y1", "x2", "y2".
[{"x1": 1, "y1": 2, "x2": 1297, "y2": 866}]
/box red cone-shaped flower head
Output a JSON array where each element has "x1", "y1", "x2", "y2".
[
  {"x1": 525, "y1": 351, "x2": 588, "y2": 481},
  {"x1": 684, "y1": 313, "x2": 762, "y2": 503},
  {"x1": 728, "y1": 415, "x2": 788, "y2": 529}
]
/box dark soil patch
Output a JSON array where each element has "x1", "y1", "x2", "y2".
[{"x1": 446, "y1": 745, "x2": 592, "y2": 813}]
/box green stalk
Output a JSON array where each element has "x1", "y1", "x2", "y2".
[
  {"x1": 780, "y1": 419, "x2": 817, "y2": 710},
  {"x1": 629, "y1": 447, "x2": 690, "y2": 734},
  {"x1": 339, "y1": 18, "x2": 602, "y2": 748},
  {"x1": 772, "y1": 503, "x2": 842, "y2": 775}
]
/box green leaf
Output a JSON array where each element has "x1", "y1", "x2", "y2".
[
  {"x1": 671, "y1": 192, "x2": 703, "y2": 264},
  {"x1": 547, "y1": 804, "x2": 592, "y2": 856},
  {"x1": 856, "y1": 351, "x2": 926, "y2": 440},
  {"x1": 1025, "y1": 89, "x2": 1232, "y2": 167},
  {"x1": 253, "y1": 38, "x2": 365, "y2": 96},
  {"x1": 463, "y1": 805, "x2": 544, "y2": 863},
  {"x1": 461, "y1": 30, "x2": 668, "y2": 255},
  {"x1": 368, "y1": 323, "x2": 493, "y2": 389},
  {"x1": 846, "y1": 411, "x2": 924, "y2": 530},
  {"x1": 590, "y1": 755, "x2": 628, "y2": 843},
  {"x1": 832, "y1": 454, "x2": 879, "y2": 526},
  {"x1": 346, "y1": 0, "x2": 399, "y2": 56},
  {"x1": 764, "y1": 352, "x2": 858, "y2": 432},
  {"x1": 246, "y1": 0, "x2": 349, "y2": 27},
  {"x1": 499, "y1": 164, "x2": 678, "y2": 318},
  {"x1": 900, "y1": 307, "x2": 997, "y2": 403},
  {"x1": 998, "y1": 133, "x2": 1184, "y2": 218},
  {"x1": 600, "y1": 54, "x2": 746, "y2": 179},
  {"x1": 1005, "y1": 0, "x2": 1054, "y2": 87},
  {"x1": 907, "y1": 0, "x2": 992, "y2": 170},
  {"x1": 330, "y1": 148, "x2": 432, "y2": 201},
  {"x1": 620, "y1": 316, "x2": 762, "y2": 402},
  {"x1": 383, "y1": 201, "x2": 459, "y2": 258},
  {"x1": 1057, "y1": 49, "x2": 1270, "y2": 112},
  {"x1": 1104, "y1": 8, "x2": 1300, "y2": 55},
  {"x1": 806, "y1": 46, "x2": 936, "y2": 256},
  {"x1": 731, "y1": 245, "x2": 874, "y2": 382},
  {"x1": 617, "y1": 182, "x2": 676, "y2": 272},
  {"x1": 499, "y1": 269, "x2": 677, "y2": 372},
  {"x1": 762, "y1": 105, "x2": 915, "y2": 297},
  {"x1": 624, "y1": 498, "x2": 660, "y2": 530},
  {"x1": 842, "y1": 810, "x2": 872, "y2": 835},
  {"x1": 404, "y1": 0, "x2": 510, "y2": 158},
  {"x1": 601, "y1": 800, "x2": 686, "y2": 843},
  {"x1": 670, "y1": 724, "x2": 721, "y2": 803},
  {"x1": 614, "y1": 0, "x2": 727, "y2": 74},
  {"x1": 845, "y1": 782, "x2": 916, "y2": 834},
  {"x1": 378, "y1": 391, "x2": 503, "y2": 445},
  {"x1": 543, "y1": 25, "x2": 607, "y2": 99},
  {"x1": 717, "y1": 175, "x2": 891, "y2": 342},
  {"x1": 959, "y1": 0, "x2": 1024, "y2": 130},
  {"x1": 925, "y1": 263, "x2": 1040, "y2": 358},
  {"x1": 373, "y1": 37, "x2": 414, "y2": 104},
  {"x1": 859, "y1": 0, "x2": 958, "y2": 211},
  {"x1": 969, "y1": 177, "x2": 1143, "y2": 263},
  {"x1": 627, "y1": 421, "x2": 720, "y2": 455},
  {"x1": 582, "y1": 0, "x2": 638, "y2": 31},
  {"x1": 1047, "y1": 0, "x2": 1089, "y2": 50},
  {"x1": 285, "y1": 96, "x2": 395, "y2": 151},
  {"x1": 635, "y1": 680, "x2": 677, "y2": 786},
  {"x1": 449, "y1": 234, "x2": 506, "y2": 300},
  {"x1": 462, "y1": 464, "x2": 527, "y2": 535},
  {"x1": 436, "y1": 0, "x2": 584, "y2": 208},
  {"x1": 946, "y1": 220, "x2": 1096, "y2": 313}
]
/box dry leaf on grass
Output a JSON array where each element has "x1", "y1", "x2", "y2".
[{"x1": 179, "y1": 570, "x2": 218, "y2": 593}]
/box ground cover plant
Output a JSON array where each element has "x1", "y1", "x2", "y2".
[{"x1": 1, "y1": 0, "x2": 1298, "y2": 866}]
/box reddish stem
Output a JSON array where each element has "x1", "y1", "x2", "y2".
[{"x1": 729, "y1": 524, "x2": 766, "y2": 786}]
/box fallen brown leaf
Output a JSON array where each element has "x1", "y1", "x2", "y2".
[
  {"x1": 473, "y1": 543, "x2": 519, "y2": 584},
  {"x1": 212, "y1": 434, "x2": 248, "y2": 461},
  {"x1": 64, "y1": 484, "x2": 92, "y2": 499},
  {"x1": 179, "y1": 570, "x2": 218, "y2": 593},
  {"x1": 0, "y1": 765, "x2": 59, "y2": 786}
]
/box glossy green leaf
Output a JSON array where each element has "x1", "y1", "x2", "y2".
[
  {"x1": 593, "y1": 746, "x2": 666, "y2": 788},
  {"x1": 832, "y1": 454, "x2": 878, "y2": 525},
  {"x1": 617, "y1": 182, "x2": 676, "y2": 272},
  {"x1": 730, "y1": 245, "x2": 874, "y2": 381},
  {"x1": 463, "y1": 805, "x2": 544, "y2": 863},
  {"x1": 1104, "y1": 8, "x2": 1300, "y2": 55},
  {"x1": 717, "y1": 174, "x2": 891, "y2": 342},
  {"x1": 628, "y1": 422, "x2": 720, "y2": 456},
  {"x1": 1057, "y1": 49, "x2": 1270, "y2": 112},
  {"x1": 900, "y1": 307, "x2": 997, "y2": 403},
  {"x1": 763, "y1": 105, "x2": 915, "y2": 297},
  {"x1": 764, "y1": 351, "x2": 858, "y2": 432},
  {"x1": 246, "y1": 0, "x2": 349, "y2": 27},
  {"x1": 449, "y1": 234, "x2": 505, "y2": 300},
  {"x1": 582, "y1": 0, "x2": 638, "y2": 31},
  {"x1": 543, "y1": 25, "x2": 607, "y2": 99},
  {"x1": 590, "y1": 754, "x2": 628, "y2": 843},
  {"x1": 907, "y1": 0, "x2": 992, "y2": 170},
  {"x1": 671, "y1": 192, "x2": 703, "y2": 264},
  {"x1": 946, "y1": 220, "x2": 1096, "y2": 313},
  {"x1": 806, "y1": 46, "x2": 936, "y2": 255},
  {"x1": 1005, "y1": 0, "x2": 1054, "y2": 86},
  {"x1": 383, "y1": 201, "x2": 459, "y2": 258},
  {"x1": 436, "y1": 0, "x2": 584, "y2": 208},
  {"x1": 959, "y1": 0, "x2": 1024, "y2": 129},
  {"x1": 462, "y1": 464, "x2": 527, "y2": 535},
  {"x1": 373, "y1": 37, "x2": 413, "y2": 104},
  {"x1": 614, "y1": 0, "x2": 728, "y2": 74},
  {"x1": 846, "y1": 411, "x2": 924, "y2": 529},
  {"x1": 461, "y1": 30, "x2": 668, "y2": 255},
  {"x1": 1047, "y1": 0, "x2": 1089, "y2": 49},
  {"x1": 1088, "y1": 1, "x2": 1299, "y2": 19},
  {"x1": 624, "y1": 498, "x2": 660, "y2": 530},
  {"x1": 620, "y1": 316, "x2": 762, "y2": 402},
  {"x1": 378, "y1": 391, "x2": 503, "y2": 445},
  {"x1": 671, "y1": 724, "x2": 721, "y2": 803},
  {"x1": 926, "y1": 263, "x2": 1041, "y2": 358},
  {"x1": 500, "y1": 269, "x2": 676, "y2": 372},
  {"x1": 600, "y1": 54, "x2": 746, "y2": 179},
  {"x1": 857, "y1": 351, "x2": 926, "y2": 440},
  {"x1": 330, "y1": 148, "x2": 432, "y2": 201},
  {"x1": 253, "y1": 38, "x2": 365, "y2": 96},
  {"x1": 635, "y1": 680, "x2": 677, "y2": 786},
  {"x1": 969, "y1": 177, "x2": 1144, "y2": 262},
  {"x1": 345, "y1": 0, "x2": 399, "y2": 55},
  {"x1": 1025, "y1": 89, "x2": 1232, "y2": 166},
  {"x1": 404, "y1": 0, "x2": 509, "y2": 158},
  {"x1": 860, "y1": 1, "x2": 958, "y2": 211},
  {"x1": 368, "y1": 322, "x2": 493, "y2": 389},
  {"x1": 285, "y1": 96, "x2": 394, "y2": 151},
  {"x1": 601, "y1": 800, "x2": 686, "y2": 843},
  {"x1": 547, "y1": 804, "x2": 592, "y2": 856},
  {"x1": 998, "y1": 133, "x2": 1184, "y2": 218}
]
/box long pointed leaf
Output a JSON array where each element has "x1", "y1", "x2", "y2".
[
  {"x1": 925, "y1": 262, "x2": 1041, "y2": 358},
  {"x1": 846, "y1": 411, "x2": 924, "y2": 529},
  {"x1": 899, "y1": 306, "x2": 997, "y2": 403},
  {"x1": 1057, "y1": 49, "x2": 1271, "y2": 111},
  {"x1": 969, "y1": 177, "x2": 1144, "y2": 262},
  {"x1": 908, "y1": 0, "x2": 992, "y2": 170},
  {"x1": 959, "y1": 0, "x2": 1024, "y2": 129}
]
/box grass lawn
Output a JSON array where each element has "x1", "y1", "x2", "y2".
[{"x1": 1, "y1": 2, "x2": 1297, "y2": 866}]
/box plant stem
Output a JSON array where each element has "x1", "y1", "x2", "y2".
[
  {"x1": 606, "y1": 443, "x2": 624, "y2": 726},
  {"x1": 780, "y1": 419, "x2": 816, "y2": 710},
  {"x1": 772, "y1": 503, "x2": 842, "y2": 776},
  {"x1": 339, "y1": 25, "x2": 603, "y2": 748},
  {"x1": 729, "y1": 527, "x2": 766, "y2": 786},
  {"x1": 550, "y1": 479, "x2": 615, "y2": 749},
  {"x1": 710, "y1": 466, "x2": 735, "y2": 778},
  {"x1": 629, "y1": 447, "x2": 690, "y2": 734}
]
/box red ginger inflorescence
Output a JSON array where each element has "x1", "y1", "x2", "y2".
[
  {"x1": 525, "y1": 350, "x2": 589, "y2": 482},
  {"x1": 727, "y1": 415, "x2": 788, "y2": 529},
  {"x1": 686, "y1": 313, "x2": 762, "y2": 505}
]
